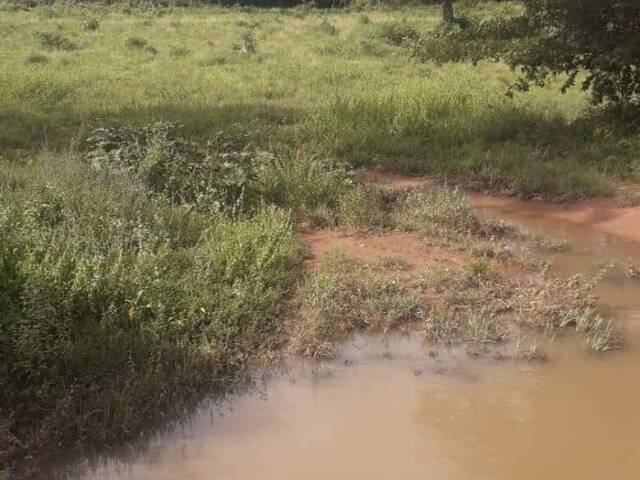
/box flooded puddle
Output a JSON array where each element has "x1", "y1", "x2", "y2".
[
  {"x1": 61, "y1": 197, "x2": 640, "y2": 480},
  {"x1": 472, "y1": 196, "x2": 640, "y2": 322}
]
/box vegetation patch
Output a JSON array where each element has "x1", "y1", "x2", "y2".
[
  {"x1": 377, "y1": 20, "x2": 420, "y2": 46},
  {"x1": 290, "y1": 252, "x2": 423, "y2": 359},
  {"x1": 0, "y1": 2, "x2": 637, "y2": 476},
  {"x1": 421, "y1": 260, "x2": 622, "y2": 353},
  {"x1": 0, "y1": 157, "x2": 303, "y2": 474},
  {"x1": 37, "y1": 31, "x2": 78, "y2": 51}
]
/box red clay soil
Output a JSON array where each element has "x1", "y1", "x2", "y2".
[
  {"x1": 302, "y1": 230, "x2": 464, "y2": 271},
  {"x1": 360, "y1": 170, "x2": 640, "y2": 245}
]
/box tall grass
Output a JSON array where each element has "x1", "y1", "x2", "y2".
[
  {"x1": 0, "y1": 155, "x2": 302, "y2": 468},
  {"x1": 0, "y1": 3, "x2": 636, "y2": 198}
]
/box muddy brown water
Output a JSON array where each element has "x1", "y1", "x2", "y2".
[{"x1": 59, "y1": 198, "x2": 640, "y2": 480}]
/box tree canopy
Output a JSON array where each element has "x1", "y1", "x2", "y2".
[{"x1": 510, "y1": 0, "x2": 640, "y2": 106}]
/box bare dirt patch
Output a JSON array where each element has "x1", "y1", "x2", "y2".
[{"x1": 302, "y1": 230, "x2": 464, "y2": 271}]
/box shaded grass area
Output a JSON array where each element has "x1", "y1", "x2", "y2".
[{"x1": 0, "y1": 3, "x2": 638, "y2": 199}]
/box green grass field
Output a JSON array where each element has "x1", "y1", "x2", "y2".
[
  {"x1": 0, "y1": 1, "x2": 637, "y2": 476},
  {"x1": 1, "y1": 2, "x2": 638, "y2": 197}
]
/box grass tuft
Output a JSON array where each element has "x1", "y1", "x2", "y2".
[{"x1": 37, "y1": 31, "x2": 78, "y2": 51}]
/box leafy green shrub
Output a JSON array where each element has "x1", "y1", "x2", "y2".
[
  {"x1": 87, "y1": 122, "x2": 262, "y2": 214},
  {"x1": 512, "y1": 0, "x2": 640, "y2": 107},
  {"x1": 377, "y1": 20, "x2": 419, "y2": 46}
]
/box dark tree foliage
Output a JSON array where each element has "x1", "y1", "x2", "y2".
[{"x1": 511, "y1": 0, "x2": 640, "y2": 106}]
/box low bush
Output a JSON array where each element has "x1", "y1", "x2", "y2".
[
  {"x1": 377, "y1": 20, "x2": 420, "y2": 46},
  {"x1": 87, "y1": 122, "x2": 265, "y2": 214}
]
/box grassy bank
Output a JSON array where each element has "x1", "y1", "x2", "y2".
[{"x1": 0, "y1": 152, "x2": 306, "y2": 473}]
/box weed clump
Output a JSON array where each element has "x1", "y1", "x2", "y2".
[
  {"x1": 337, "y1": 184, "x2": 396, "y2": 230},
  {"x1": 291, "y1": 252, "x2": 423, "y2": 358},
  {"x1": 170, "y1": 45, "x2": 190, "y2": 57},
  {"x1": 125, "y1": 36, "x2": 156, "y2": 55},
  {"x1": 626, "y1": 260, "x2": 640, "y2": 279},
  {"x1": 232, "y1": 30, "x2": 257, "y2": 54},
  {"x1": 357, "y1": 14, "x2": 370, "y2": 25},
  {"x1": 255, "y1": 156, "x2": 354, "y2": 224},
  {"x1": 420, "y1": 261, "x2": 622, "y2": 353},
  {"x1": 25, "y1": 53, "x2": 48, "y2": 65},
  {"x1": 37, "y1": 31, "x2": 78, "y2": 51},
  {"x1": 82, "y1": 18, "x2": 99, "y2": 32},
  {"x1": 377, "y1": 21, "x2": 419, "y2": 46},
  {"x1": 395, "y1": 188, "x2": 482, "y2": 239},
  {"x1": 319, "y1": 18, "x2": 337, "y2": 36}
]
